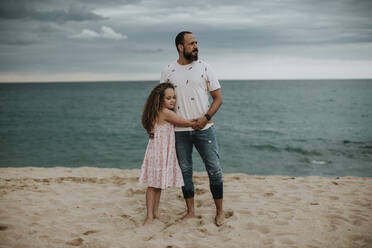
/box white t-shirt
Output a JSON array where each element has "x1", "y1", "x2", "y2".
[{"x1": 160, "y1": 59, "x2": 221, "y2": 131}]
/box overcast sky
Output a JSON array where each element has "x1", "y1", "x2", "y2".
[{"x1": 0, "y1": 0, "x2": 371, "y2": 82}]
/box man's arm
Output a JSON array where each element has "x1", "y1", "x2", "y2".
[{"x1": 193, "y1": 89, "x2": 223, "y2": 130}]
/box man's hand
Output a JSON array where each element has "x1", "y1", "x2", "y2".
[{"x1": 192, "y1": 116, "x2": 208, "y2": 130}]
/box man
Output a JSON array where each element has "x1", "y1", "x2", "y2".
[{"x1": 160, "y1": 31, "x2": 224, "y2": 226}]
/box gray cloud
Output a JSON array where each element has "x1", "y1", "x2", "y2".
[
  {"x1": 0, "y1": 1, "x2": 105, "y2": 23},
  {"x1": 0, "y1": 0, "x2": 371, "y2": 81},
  {"x1": 77, "y1": 0, "x2": 141, "y2": 6},
  {"x1": 96, "y1": 0, "x2": 372, "y2": 48}
]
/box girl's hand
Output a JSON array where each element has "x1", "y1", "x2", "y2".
[
  {"x1": 147, "y1": 130, "x2": 154, "y2": 139},
  {"x1": 191, "y1": 119, "x2": 198, "y2": 129},
  {"x1": 192, "y1": 116, "x2": 208, "y2": 130}
]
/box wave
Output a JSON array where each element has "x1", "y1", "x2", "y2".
[
  {"x1": 343, "y1": 140, "x2": 372, "y2": 146},
  {"x1": 311, "y1": 160, "x2": 328, "y2": 165},
  {"x1": 250, "y1": 144, "x2": 281, "y2": 152},
  {"x1": 250, "y1": 144, "x2": 322, "y2": 156},
  {"x1": 343, "y1": 140, "x2": 372, "y2": 153},
  {"x1": 298, "y1": 157, "x2": 330, "y2": 164},
  {"x1": 284, "y1": 146, "x2": 322, "y2": 156}
]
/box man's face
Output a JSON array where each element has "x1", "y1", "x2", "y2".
[{"x1": 182, "y1": 33, "x2": 198, "y2": 61}]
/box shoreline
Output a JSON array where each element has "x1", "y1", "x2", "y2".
[
  {"x1": 2, "y1": 166, "x2": 371, "y2": 179},
  {"x1": 1, "y1": 167, "x2": 372, "y2": 247}
]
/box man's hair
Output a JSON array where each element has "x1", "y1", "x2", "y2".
[{"x1": 175, "y1": 31, "x2": 192, "y2": 52}]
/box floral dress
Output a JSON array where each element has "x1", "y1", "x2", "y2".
[{"x1": 139, "y1": 122, "x2": 184, "y2": 189}]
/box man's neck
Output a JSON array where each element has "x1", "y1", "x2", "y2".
[{"x1": 177, "y1": 57, "x2": 193, "y2": 65}]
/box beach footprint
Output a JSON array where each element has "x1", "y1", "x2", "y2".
[
  {"x1": 195, "y1": 188, "x2": 208, "y2": 195},
  {"x1": 278, "y1": 237, "x2": 296, "y2": 246},
  {"x1": 66, "y1": 237, "x2": 84, "y2": 246},
  {"x1": 126, "y1": 188, "x2": 145, "y2": 197},
  {"x1": 245, "y1": 222, "x2": 271, "y2": 234},
  {"x1": 218, "y1": 223, "x2": 234, "y2": 233},
  {"x1": 224, "y1": 209, "x2": 234, "y2": 219},
  {"x1": 349, "y1": 214, "x2": 369, "y2": 226},
  {"x1": 83, "y1": 230, "x2": 99, "y2": 235},
  {"x1": 196, "y1": 198, "x2": 212, "y2": 208},
  {"x1": 236, "y1": 209, "x2": 253, "y2": 216},
  {"x1": 263, "y1": 192, "x2": 275, "y2": 197},
  {"x1": 121, "y1": 213, "x2": 140, "y2": 227},
  {"x1": 0, "y1": 224, "x2": 8, "y2": 231},
  {"x1": 196, "y1": 199, "x2": 203, "y2": 208},
  {"x1": 274, "y1": 220, "x2": 289, "y2": 226}
]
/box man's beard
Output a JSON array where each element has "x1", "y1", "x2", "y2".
[{"x1": 183, "y1": 48, "x2": 198, "y2": 61}]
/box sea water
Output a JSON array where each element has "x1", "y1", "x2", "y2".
[{"x1": 1, "y1": 80, "x2": 371, "y2": 177}]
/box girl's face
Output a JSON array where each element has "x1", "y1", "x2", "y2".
[{"x1": 163, "y1": 88, "x2": 176, "y2": 110}]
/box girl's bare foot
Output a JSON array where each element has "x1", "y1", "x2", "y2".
[
  {"x1": 143, "y1": 218, "x2": 153, "y2": 225},
  {"x1": 154, "y1": 214, "x2": 166, "y2": 222}
]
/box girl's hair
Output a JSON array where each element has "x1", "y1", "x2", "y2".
[{"x1": 142, "y1": 82, "x2": 175, "y2": 133}]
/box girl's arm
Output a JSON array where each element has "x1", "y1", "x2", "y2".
[{"x1": 162, "y1": 108, "x2": 194, "y2": 127}]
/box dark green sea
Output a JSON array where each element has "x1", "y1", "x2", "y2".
[{"x1": 1, "y1": 80, "x2": 371, "y2": 177}]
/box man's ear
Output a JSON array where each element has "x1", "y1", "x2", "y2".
[{"x1": 178, "y1": 44, "x2": 184, "y2": 53}]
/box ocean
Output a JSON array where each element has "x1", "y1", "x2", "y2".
[{"x1": 1, "y1": 80, "x2": 371, "y2": 177}]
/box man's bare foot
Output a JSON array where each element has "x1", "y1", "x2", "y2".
[
  {"x1": 215, "y1": 213, "x2": 224, "y2": 227},
  {"x1": 143, "y1": 218, "x2": 153, "y2": 225},
  {"x1": 181, "y1": 212, "x2": 195, "y2": 221}
]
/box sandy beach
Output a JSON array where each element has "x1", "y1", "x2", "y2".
[{"x1": 0, "y1": 167, "x2": 371, "y2": 248}]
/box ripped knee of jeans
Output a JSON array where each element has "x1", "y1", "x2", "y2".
[
  {"x1": 179, "y1": 165, "x2": 193, "y2": 176},
  {"x1": 208, "y1": 168, "x2": 223, "y2": 184}
]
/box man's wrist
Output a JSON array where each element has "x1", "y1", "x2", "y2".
[{"x1": 204, "y1": 114, "x2": 211, "y2": 121}]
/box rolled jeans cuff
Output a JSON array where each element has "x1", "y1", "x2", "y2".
[
  {"x1": 182, "y1": 187, "x2": 194, "y2": 199},
  {"x1": 210, "y1": 182, "x2": 223, "y2": 199}
]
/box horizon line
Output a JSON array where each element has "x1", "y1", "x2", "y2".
[{"x1": 1, "y1": 78, "x2": 372, "y2": 84}]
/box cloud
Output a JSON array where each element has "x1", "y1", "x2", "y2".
[
  {"x1": 1, "y1": 0, "x2": 372, "y2": 81},
  {"x1": 0, "y1": 1, "x2": 105, "y2": 23},
  {"x1": 71, "y1": 29, "x2": 100, "y2": 39},
  {"x1": 95, "y1": 0, "x2": 372, "y2": 47},
  {"x1": 100, "y1": 26, "x2": 127, "y2": 40},
  {"x1": 71, "y1": 26, "x2": 127, "y2": 40},
  {"x1": 77, "y1": 0, "x2": 141, "y2": 6}
]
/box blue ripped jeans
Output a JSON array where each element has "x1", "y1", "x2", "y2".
[{"x1": 175, "y1": 126, "x2": 223, "y2": 199}]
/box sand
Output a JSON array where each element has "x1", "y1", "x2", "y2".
[{"x1": 0, "y1": 167, "x2": 371, "y2": 248}]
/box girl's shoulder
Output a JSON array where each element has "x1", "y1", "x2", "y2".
[
  {"x1": 161, "y1": 108, "x2": 173, "y2": 114},
  {"x1": 160, "y1": 108, "x2": 178, "y2": 120},
  {"x1": 157, "y1": 108, "x2": 180, "y2": 126},
  {"x1": 155, "y1": 109, "x2": 170, "y2": 125}
]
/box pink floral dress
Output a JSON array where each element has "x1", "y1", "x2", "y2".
[{"x1": 139, "y1": 122, "x2": 184, "y2": 189}]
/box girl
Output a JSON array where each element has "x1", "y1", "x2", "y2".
[{"x1": 139, "y1": 82, "x2": 194, "y2": 225}]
